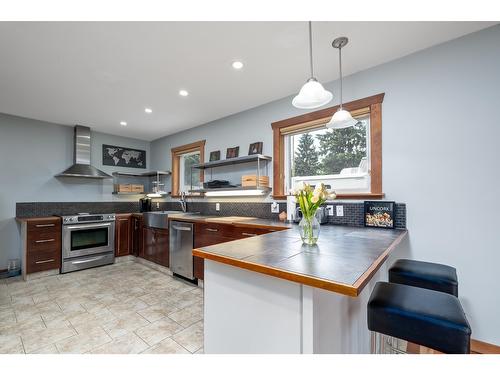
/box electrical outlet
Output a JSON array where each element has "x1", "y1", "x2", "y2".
[
  {"x1": 326, "y1": 205, "x2": 334, "y2": 216},
  {"x1": 336, "y1": 205, "x2": 344, "y2": 217},
  {"x1": 215, "y1": 202, "x2": 220, "y2": 212},
  {"x1": 271, "y1": 202, "x2": 279, "y2": 213}
]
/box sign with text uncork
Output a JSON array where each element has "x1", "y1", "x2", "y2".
[{"x1": 364, "y1": 201, "x2": 395, "y2": 229}]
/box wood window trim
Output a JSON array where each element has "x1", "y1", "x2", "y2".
[
  {"x1": 271, "y1": 93, "x2": 385, "y2": 200},
  {"x1": 171, "y1": 140, "x2": 206, "y2": 198}
]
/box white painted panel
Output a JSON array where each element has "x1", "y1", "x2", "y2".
[{"x1": 204, "y1": 260, "x2": 303, "y2": 354}]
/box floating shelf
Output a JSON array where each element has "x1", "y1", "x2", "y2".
[
  {"x1": 189, "y1": 186, "x2": 272, "y2": 196},
  {"x1": 112, "y1": 171, "x2": 171, "y2": 177},
  {"x1": 112, "y1": 191, "x2": 145, "y2": 195},
  {"x1": 191, "y1": 154, "x2": 272, "y2": 170}
]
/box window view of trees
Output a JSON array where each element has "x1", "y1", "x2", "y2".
[
  {"x1": 292, "y1": 119, "x2": 367, "y2": 177},
  {"x1": 182, "y1": 152, "x2": 201, "y2": 189}
]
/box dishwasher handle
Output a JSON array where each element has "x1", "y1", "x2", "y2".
[{"x1": 172, "y1": 225, "x2": 192, "y2": 232}]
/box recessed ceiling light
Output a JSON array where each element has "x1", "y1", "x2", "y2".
[
  {"x1": 144, "y1": 108, "x2": 153, "y2": 114},
  {"x1": 232, "y1": 61, "x2": 244, "y2": 70},
  {"x1": 179, "y1": 90, "x2": 189, "y2": 97},
  {"x1": 120, "y1": 121, "x2": 127, "y2": 126}
]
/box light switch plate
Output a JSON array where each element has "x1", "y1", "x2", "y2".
[
  {"x1": 156, "y1": 202, "x2": 160, "y2": 209},
  {"x1": 271, "y1": 202, "x2": 280, "y2": 213},
  {"x1": 326, "y1": 205, "x2": 334, "y2": 216},
  {"x1": 336, "y1": 205, "x2": 344, "y2": 217},
  {"x1": 215, "y1": 203, "x2": 220, "y2": 212}
]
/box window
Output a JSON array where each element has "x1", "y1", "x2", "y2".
[
  {"x1": 286, "y1": 114, "x2": 370, "y2": 194},
  {"x1": 271, "y1": 93, "x2": 384, "y2": 199},
  {"x1": 171, "y1": 140, "x2": 205, "y2": 197}
]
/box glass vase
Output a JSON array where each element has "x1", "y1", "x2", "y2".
[{"x1": 298, "y1": 214, "x2": 320, "y2": 245}]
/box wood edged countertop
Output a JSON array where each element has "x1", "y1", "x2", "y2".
[{"x1": 193, "y1": 225, "x2": 408, "y2": 297}]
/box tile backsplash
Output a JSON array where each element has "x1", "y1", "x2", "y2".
[{"x1": 16, "y1": 201, "x2": 406, "y2": 229}]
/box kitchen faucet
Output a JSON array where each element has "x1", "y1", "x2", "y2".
[{"x1": 180, "y1": 191, "x2": 187, "y2": 213}]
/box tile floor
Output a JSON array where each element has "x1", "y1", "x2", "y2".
[{"x1": 0, "y1": 261, "x2": 204, "y2": 354}]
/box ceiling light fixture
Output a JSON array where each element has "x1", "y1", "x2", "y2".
[
  {"x1": 232, "y1": 61, "x2": 244, "y2": 70},
  {"x1": 144, "y1": 108, "x2": 153, "y2": 114},
  {"x1": 179, "y1": 90, "x2": 189, "y2": 97},
  {"x1": 326, "y1": 37, "x2": 360, "y2": 129},
  {"x1": 292, "y1": 21, "x2": 332, "y2": 109},
  {"x1": 120, "y1": 121, "x2": 127, "y2": 126}
]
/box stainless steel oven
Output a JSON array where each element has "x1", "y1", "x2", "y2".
[{"x1": 61, "y1": 213, "x2": 115, "y2": 273}]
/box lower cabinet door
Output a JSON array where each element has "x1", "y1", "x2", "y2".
[
  {"x1": 142, "y1": 227, "x2": 169, "y2": 267},
  {"x1": 193, "y1": 255, "x2": 204, "y2": 280}
]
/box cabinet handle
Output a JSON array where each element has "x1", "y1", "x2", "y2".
[
  {"x1": 206, "y1": 228, "x2": 218, "y2": 232},
  {"x1": 119, "y1": 218, "x2": 128, "y2": 221},
  {"x1": 35, "y1": 239, "x2": 55, "y2": 243},
  {"x1": 241, "y1": 232, "x2": 258, "y2": 237},
  {"x1": 35, "y1": 224, "x2": 55, "y2": 228},
  {"x1": 35, "y1": 259, "x2": 55, "y2": 264}
]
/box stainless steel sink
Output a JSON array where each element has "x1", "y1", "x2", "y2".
[{"x1": 142, "y1": 211, "x2": 201, "y2": 229}]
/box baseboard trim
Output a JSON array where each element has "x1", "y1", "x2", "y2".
[{"x1": 471, "y1": 339, "x2": 500, "y2": 354}]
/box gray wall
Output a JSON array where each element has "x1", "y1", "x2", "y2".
[
  {"x1": 151, "y1": 25, "x2": 500, "y2": 344},
  {"x1": 0, "y1": 114, "x2": 150, "y2": 268}
]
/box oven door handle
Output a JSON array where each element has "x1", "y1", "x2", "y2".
[
  {"x1": 70, "y1": 255, "x2": 107, "y2": 264},
  {"x1": 65, "y1": 223, "x2": 112, "y2": 230}
]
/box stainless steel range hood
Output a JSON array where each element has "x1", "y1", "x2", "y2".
[{"x1": 56, "y1": 125, "x2": 112, "y2": 179}]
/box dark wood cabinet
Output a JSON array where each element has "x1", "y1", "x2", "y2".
[
  {"x1": 193, "y1": 255, "x2": 204, "y2": 280},
  {"x1": 115, "y1": 214, "x2": 131, "y2": 257},
  {"x1": 131, "y1": 216, "x2": 143, "y2": 257},
  {"x1": 19, "y1": 217, "x2": 62, "y2": 278},
  {"x1": 194, "y1": 222, "x2": 235, "y2": 248},
  {"x1": 142, "y1": 227, "x2": 169, "y2": 267}
]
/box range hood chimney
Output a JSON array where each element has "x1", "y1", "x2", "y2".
[{"x1": 56, "y1": 125, "x2": 112, "y2": 179}]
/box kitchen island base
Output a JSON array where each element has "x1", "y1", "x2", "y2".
[{"x1": 204, "y1": 259, "x2": 388, "y2": 354}]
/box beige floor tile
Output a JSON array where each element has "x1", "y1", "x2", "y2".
[
  {"x1": 172, "y1": 321, "x2": 203, "y2": 353},
  {"x1": 27, "y1": 344, "x2": 59, "y2": 354},
  {"x1": 91, "y1": 332, "x2": 149, "y2": 354},
  {"x1": 101, "y1": 312, "x2": 150, "y2": 338},
  {"x1": 135, "y1": 317, "x2": 183, "y2": 346},
  {"x1": 168, "y1": 303, "x2": 203, "y2": 328},
  {"x1": 21, "y1": 325, "x2": 77, "y2": 353},
  {"x1": 55, "y1": 326, "x2": 112, "y2": 354},
  {"x1": 137, "y1": 303, "x2": 179, "y2": 323},
  {"x1": 0, "y1": 334, "x2": 25, "y2": 354},
  {"x1": 141, "y1": 337, "x2": 190, "y2": 354}
]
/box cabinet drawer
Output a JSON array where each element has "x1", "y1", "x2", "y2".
[
  {"x1": 195, "y1": 222, "x2": 233, "y2": 237},
  {"x1": 27, "y1": 218, "x2": 61, "y2": 233},
  {"x1": 27, "y1": 249, "x2": 60, "y2": 273},
  {"x1": 27, "y1": 231, "x2": 61, "y2": 252},
  {"x1": 231, "y1": 226, "x2": 272, "y2": 239}
]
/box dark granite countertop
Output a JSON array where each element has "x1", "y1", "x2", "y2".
[{"x1": 193, "y1": 225, "x2": 408, "y2": 297}]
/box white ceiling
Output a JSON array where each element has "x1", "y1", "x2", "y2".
[{"x1": 0, "y1": 21, "x2": 495, "y2": 141}]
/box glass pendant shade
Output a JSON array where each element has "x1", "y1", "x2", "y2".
[
  {"x1": 292, "y1": 78, "x2": 333, "y2": 109},
  {"x1": 326, "y1": 109, "x2": 360, "y2": 129}
]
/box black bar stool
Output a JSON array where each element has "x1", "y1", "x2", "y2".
[
  {"x1": 368, "y1": 281, "x2": 471, "y2": 354},
  {"x1": 389, "y1": 259, "x2": 458, "y2": 296}
]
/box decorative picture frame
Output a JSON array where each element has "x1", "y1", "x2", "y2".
[
  {"x1": 226, "y1": 146, "x2": 240, "y2": 159},
  {"x1": 102, "y1": 144, "x2": 146, "y2": 169},
  {"x1": 209, "y1": 150, "x2": 221, "y2": 162},
  {"x1": 364, "y1": 201, "x2": 395, "y2": 229},
  {"x1": 248, "y1": 141, "x2": 263, "y2": 155}
]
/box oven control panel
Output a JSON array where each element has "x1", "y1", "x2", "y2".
[{"x1": 61, "y1": 213, "x2": 116, "y2": 225}]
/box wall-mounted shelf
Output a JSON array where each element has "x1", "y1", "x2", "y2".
[
  {"x1": 191, "y1": 154, "x2": 272, "y2": 170},
  {"x1": 189, "y1": 154, "x2": 272, "y2": 197},
  {"x1": 189, "y1": 186, "x2": 272, "y2": 196},
  {"x1": 112, "y1": 170, "x2": 171, "y2": 196}
]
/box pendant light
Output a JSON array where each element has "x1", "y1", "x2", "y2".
[
  {"x1": 326, "y1": 37, "x2": 360, "y2": 129},
  {"x1": 292, "y1": 21, "x2": 333, "y2": 109}
]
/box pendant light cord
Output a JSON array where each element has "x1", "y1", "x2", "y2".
[
  {"x1": 339, "y1": 45, "x2": 343, "y2": 109},
  {"x1": 308, "y1": 21, "x2": 314, "y2": 78}
]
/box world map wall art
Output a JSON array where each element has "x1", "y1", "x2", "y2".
[{"x1": 102, "y1": 144, "x2": 146, "y2": 169}]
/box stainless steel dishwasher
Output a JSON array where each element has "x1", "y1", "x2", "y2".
[{"x1": 169, "y1": 221, "x2": 194, "y2": 280}]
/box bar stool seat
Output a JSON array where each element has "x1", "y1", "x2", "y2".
[
  {"x1": 389, "y1": 259, "x2": 458, "y2": 296},
  {"x1": 368, "y1": 282, "x2": 471, "y2": 354}
]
